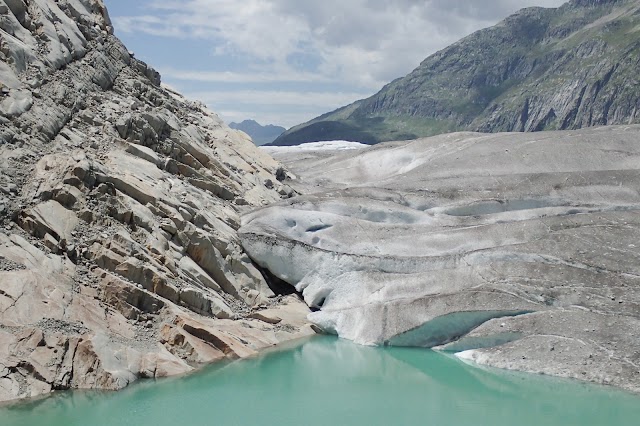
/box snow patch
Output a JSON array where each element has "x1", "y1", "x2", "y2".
[
  {"x1": 455, "y1": 350, "x2": 482, "y2": 363},
  {"x1": 454, "y1": 349, "x2": 491, "y2": 369}
]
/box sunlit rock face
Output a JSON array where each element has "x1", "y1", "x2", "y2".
[
  {"x1": 0, "y1": 0, "x2": 313, "y2": 404},
  {"x1": 240, "y1": 128, "x2": 640, "y2": 393}
]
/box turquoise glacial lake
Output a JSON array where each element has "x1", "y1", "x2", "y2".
[{"x1": 2, "y1": 335, "x2": 640, "y2": 425}]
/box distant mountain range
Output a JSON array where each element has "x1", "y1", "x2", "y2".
[
  {"x1": 229, "y1": 120, "x2": 286, "y2": 146},
  {"x1": 273, "y1": 0, "x2": 640, "y2": 146}
]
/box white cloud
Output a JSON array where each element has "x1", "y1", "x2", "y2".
[
  {"x1": 113, "y1": 15, "x2": 188, "y2": 37},
  {"x1": 111, "y1": 0, "x2": 567, "y2": 126},
  {"x1": 114, "y1": 0, "x2": 566, "y2": 89},
  {"x1": 159, "y1": 68, "x2": 331, "y2": 84},
  {"x1": 182, "y1": 90, "x2": 370, "y2": 107}
]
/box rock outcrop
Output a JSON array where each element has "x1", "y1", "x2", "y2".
[
  {"x1": 273, "y1": 0, "x2": 640, "y2": 146},
  {"x1": 0, "y1": 0, "x2": 313, "y2": 404},
  {"x1": 241, "y1": 126, "x2": 640, "y2": 393}
]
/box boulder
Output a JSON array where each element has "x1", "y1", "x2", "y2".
[
  {"x1": 101, "y1": 272, "x2": 165, "y2": 320},
  {"x1": 125, "y1": 142, "x2": 162, "y2": 167},
  {"x1": 19, "y1": 200, "x2": 78, "y2": 244}
]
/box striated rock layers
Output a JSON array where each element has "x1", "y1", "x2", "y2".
[
  {"x1": 241, "y1": 125, "x2": 640, "y2": 393},
  {"x1": 0, "y1": 0, "x2": 313, "y2": 404}
]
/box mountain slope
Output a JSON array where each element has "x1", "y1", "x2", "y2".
[
  {"x1": 274, "y1": 0, "x2": 640, "y2": 146},
  {"x1": 0, "y1": 0, "x2": 311, "y2": 403},
  {"x1": 229, "y1": 119, "x2": 285, "y2": 146}
]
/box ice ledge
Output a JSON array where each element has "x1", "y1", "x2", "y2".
[{"x1": 387, "y1": 310, "x2": 532, "y2": 348}]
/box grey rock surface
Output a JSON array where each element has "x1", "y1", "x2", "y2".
[
  {"x1": 241, "y1": 126, "x2": 640, "y2": 393},
  {"x1": 0, "y1": 0, "x2": 311, "y2": 404}
]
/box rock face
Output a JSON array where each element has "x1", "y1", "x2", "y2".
[
  {"x1": 274, "y1": 0, "x2": 640, "y2": 146},
  {"x1": 0, "y1": 0, "x2": 313, "y2": 404},
  {"x1": 229, "y1": 120, "x2": 286, "y2": 146},
  {"x1": 241, "y1": 125, "x2": 640, "y2": 393}
]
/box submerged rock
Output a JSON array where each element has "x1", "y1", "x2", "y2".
[
  {"x1": 0, "y1": 0, "x2": 313, "y2": 404},
  {"x1": 240, "y1": 127, "x2": 640, "y2": 393}
]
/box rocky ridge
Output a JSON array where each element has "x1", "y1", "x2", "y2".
[
  {"x1": 229, "y1": 120, "x2": 286, "y2": 146},
  {"x1": 0, "y1": 0, "x2": 313, "y2": 404},
  {"x1": 274, "y1": 0, "x2": 640, "y2": 146},
  {"x1": 243, "y1": 126, "x2": 640, "y2": 393}
]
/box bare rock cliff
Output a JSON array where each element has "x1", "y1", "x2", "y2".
[{"x1": 0, "y1": 0, "x2": 312, "y2": 403}]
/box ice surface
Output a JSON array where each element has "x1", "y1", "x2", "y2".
[
  {"x1": 261, "y1": 140, "x2": 369, "y2": 153},
  {"x1": 240, "y1": 127, "x2": 640, "y2": 391}
]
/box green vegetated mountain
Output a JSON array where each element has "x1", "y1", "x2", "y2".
[
  {"x1": 229, "y1": 120, "x2": 286, "y2": 146},
  {"x1": 273, "y1": 0, "x2": 640, "y2": 146}
]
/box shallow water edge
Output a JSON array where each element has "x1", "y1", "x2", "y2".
[{"x1": 3, "y1": 335, "x2": 640, "y2": 426}]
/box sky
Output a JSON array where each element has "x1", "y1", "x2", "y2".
[{"x1": 104, "y1": 0, "x2": 566, "y2": 129}]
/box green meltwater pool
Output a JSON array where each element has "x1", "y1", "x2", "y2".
[{"x1": 2, "y1": 336, "x2": 640, "y2": 426}]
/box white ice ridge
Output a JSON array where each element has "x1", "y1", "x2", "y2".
[{"x1": 262, "y1": 140, "x2": 369, "y2": 152}]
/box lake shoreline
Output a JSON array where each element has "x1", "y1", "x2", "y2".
[{"x1": 3, "y1": 336, "x2": 640, "y2": 426}]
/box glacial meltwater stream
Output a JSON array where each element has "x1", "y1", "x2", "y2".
[{"x1": 2, "y1": 336, "x2": 640, "y2": 426}]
